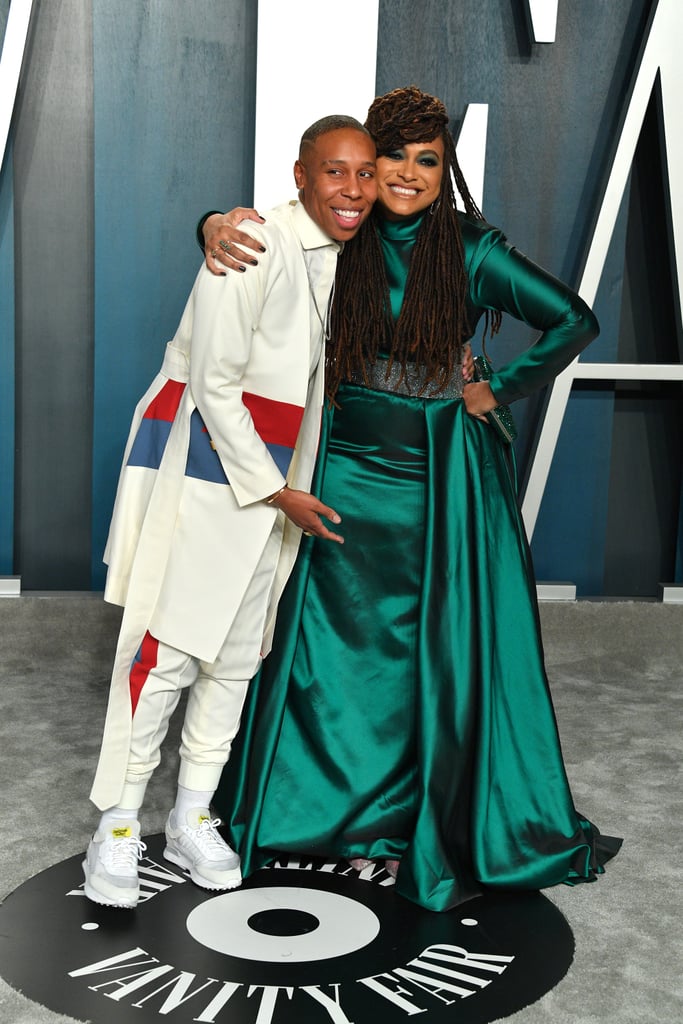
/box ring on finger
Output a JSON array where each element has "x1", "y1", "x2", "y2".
[
  {"x1": 218, "y1": 240, "x2": 232, "y2": 254},
  {"x1": 210, "y1": 248, "x2": 219, "y2": 258}
]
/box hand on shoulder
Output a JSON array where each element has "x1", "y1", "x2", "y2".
[{"x1": 203, "y1": 209, "x2": 267, "y2": 276}]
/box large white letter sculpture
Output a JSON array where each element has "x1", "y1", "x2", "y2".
[
  {"x1": 0, "y1": 0, "x2": 34, "y2": 172},
  {"x1": 0, "y1": 0, "x2": 34, "y2": 595},
  {"x1": 253, "y1": 0, "x2": 380, "y2": 210},
  {"x1": 522, "y1": 0, "x2": 683, "y2": 544},
  {"x1": 455, "y1": 103, "x2": 488, "y2": 213},
  {"x1": 524, "y1": 0, "x2": 559, "y2": 43}
]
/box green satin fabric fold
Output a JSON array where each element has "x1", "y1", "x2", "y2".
[{"x1": 216, "y1": 384, "x2": 618, "y2": 910}]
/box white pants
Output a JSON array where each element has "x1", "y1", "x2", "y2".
[{"x1": 117, "y1": 519, "x2": 283, "y2": 811}]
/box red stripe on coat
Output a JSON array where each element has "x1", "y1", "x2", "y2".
[
  {"x1": 142, "y1": 380, "x2": 186, "y2": 421},
  {"x1": 242, "y1": 391, "x2": 304, "y2": 448},
  {"x1": 129, "y1": 632, "x2": 160, "y2": 715}
]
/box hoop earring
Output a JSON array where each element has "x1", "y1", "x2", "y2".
[{"x1": 429, "y1": 198, "x2": 441, "y2": 215}]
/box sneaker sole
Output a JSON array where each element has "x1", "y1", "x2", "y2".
[
  {"x1": 163, "y1": 846, "x2": 242, "y2": 891},
  {"x1": 82, "y1": 861, "x2": 139, "y2": 909}
]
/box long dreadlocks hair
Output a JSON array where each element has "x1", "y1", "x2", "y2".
[{"x1": 326, "y1": 85, "x2": 501, "y2": 401}]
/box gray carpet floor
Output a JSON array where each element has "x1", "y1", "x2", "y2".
[{"x1": 0, "y1": 595, "x2": 681, "y2": 1023}]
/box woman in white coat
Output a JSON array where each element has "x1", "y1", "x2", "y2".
[{"x1": 82, "y1": 116, "x2": 377, "y2": 909}]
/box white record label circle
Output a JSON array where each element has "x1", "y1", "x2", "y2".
[{"x1": 186, "y1": 885, "x2": 380, "y2": 962}]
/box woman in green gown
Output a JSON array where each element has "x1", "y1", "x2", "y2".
[{"x1": 208, "y1": 86, "x2": 620, "y2": 912}]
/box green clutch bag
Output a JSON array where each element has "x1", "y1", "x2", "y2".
[{"x1": 472, "y1": 354, "x2": 518, "y2": 445}]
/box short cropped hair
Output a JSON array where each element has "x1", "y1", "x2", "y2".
[{"x1": 298, "y1": 115, "x2": 371, "y2": 159}]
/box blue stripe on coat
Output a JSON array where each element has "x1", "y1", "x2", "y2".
[
  {"x1": 128, "y1": 409, "x2": 296, "y2": 484},
  {"x1": 267, "y1": 443, "x2": 295, "y2": 477},
  {"x1": 127, "y1": 418, "x2": 173, "y2": 470},
  {"x1": 185, "y1": 410, "x2": 229, "y2": 484}
]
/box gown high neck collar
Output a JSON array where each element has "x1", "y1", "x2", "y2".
[{"x1": 375, "y1": 209, "x2": 426, "y2": 241}]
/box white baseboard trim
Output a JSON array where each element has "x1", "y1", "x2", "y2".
[
  {"x1": 0, "y1": 576, "x2": 21, "y2": 597},
  {"x1": 536, "y1": 582, "x2": 577, "y2": 601}
]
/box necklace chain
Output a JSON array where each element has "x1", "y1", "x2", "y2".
[{"x1": 304, "y1": 256, "x2": 335, "y2": 341}]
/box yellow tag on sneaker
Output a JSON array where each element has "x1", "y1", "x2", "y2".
[
  {"x1": 198, "y1": 815, "x2": 210, "y2": 824},
  {"x1": 111, "y1": 826, "x2": 132, "y2": 839}
]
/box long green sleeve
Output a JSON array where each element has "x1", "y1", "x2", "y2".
[{"x1": 462, "y1": 219, "x2": 599, "y2": 406}]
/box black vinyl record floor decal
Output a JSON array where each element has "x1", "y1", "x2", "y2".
[{"x1": 0, "y1": 833, "x2": 574, "y2": 1023}]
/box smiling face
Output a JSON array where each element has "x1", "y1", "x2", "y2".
[
  {"x1": 294, "y1": 127, "x2": 377, "y2": 242},
  {"x1": 376, "y1": 136, "x2": 445, "y2": 220}
]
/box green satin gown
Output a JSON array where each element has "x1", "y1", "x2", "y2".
[{"x1": 214, "y1": 211, "x2": 621, "y2": 911}]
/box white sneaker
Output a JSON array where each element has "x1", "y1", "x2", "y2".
[
  {"x1": 82, "y1": 820, "x2": 146, "y2": 908},
  {"x1": 163, "y1": 809, "x2": 241, "y2": 890}
]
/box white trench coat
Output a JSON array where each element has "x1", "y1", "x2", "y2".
[{"x1": 90, "y1": 201, "x2": 339, "y2": 809}]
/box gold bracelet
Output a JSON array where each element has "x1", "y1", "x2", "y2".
[{"x1": 265, "y1": 483, "x2": 288, "y2": 505}]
